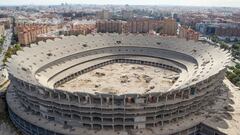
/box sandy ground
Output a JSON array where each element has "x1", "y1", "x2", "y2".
[{"x1": 60, "y1": 63, "x2": 179, "y2": 94}]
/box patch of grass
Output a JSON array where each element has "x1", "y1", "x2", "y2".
[
  {"x1": 3, "y1": 44, "x2": 22, "y2": 65},
  {"x1": 227, "y1": 63, "x2": 240, "y2": 87}
]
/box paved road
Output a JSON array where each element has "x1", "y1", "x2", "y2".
[
  {"x1": 0, "y1": 29, "x2": 12, "y2": 66},
  {"x1": 0, "y1": 28, "x2": 17, "y2": 135},
  {"x1": 0, "y1": 27, "x2": 13, "y2": 83}
]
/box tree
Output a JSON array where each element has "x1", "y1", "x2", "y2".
[
  {"x1": 2, "y1": 44, "x2": 22, "y2": 64},
  {"x1": 226, "y1": 71, "x2": 236, "y2": 81},
  {"x1": 210, "y1": 35, "x2": 219, "y2": 43},
  {"x1": 225, "y1": 37, "x2": 231, "y2": 43},
  {"x1": 235, "y1": 63, "x2": 240, "y2": 69},
  {"x1": 232, "y1": 76, "x2": 240, "y2": 84},
  {"x1": 233, "y1": 68, "x2": 240, "y2": 75},
  {"x1": 229, "y1": 66, "x2": 235, "y2": 70},
  {"x1": 234, "y1": 38, "x2": 238, "y2": 42},
  {"x1": 232, "y1": 43, "x2": 240, "y2": 50},
  {"x1": 236, "y1": 81, "x2": 240, "y2": 87},
  {"x1": 220, "y1": 43, "x2": 229, "y2": 50}
]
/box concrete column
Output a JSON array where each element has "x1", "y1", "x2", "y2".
[
  {"x1": 91, "y1": 117, "x2": 93, "y2": 129},
  {"x1": 184, "y1": 108, "x2": 187, "y2": 117},
  {"x1": 106, "y1": 97, "x2": 110, "y2": 104},
  {"x1": 88, "y1": 95, "x2": 92, "y2": 104},
  {"x1": 193, "y1": 126, "x2": 197, "y2": 135},
  {"x1": 49, "y1": 91, "x2": 52, "y2": 98},
  {"x1": 28, "y1": 84, "x2": 31, "y2": 91},
  {"x1": 181, "y1": 91, "x2": 184, "y2": 99},
  {"x1": 146, "y1": 95, "x2": 149, "y2": 104},
  {"x1": 100, "y1": 95, "x2": 103, "y2": 106},
  {"x1": 148, "y1": 95, "x2": 152, "y2": 103},
  {"x1": 112, "y1": 95, "x2": 114, "y2": 106},
  {"x1": 78, "y1": 95, "x2": 80, "y2": 103},
  {"x1": 124, "y1": 95, "x2": 126, "y2": 106},
  {"x1": 66, "y1": 93, "x2": 70, "y2": 102},
  {"x1": 156, "y1": 95, "x2": 159, "y2": 103},
  {"x1": 58, "y1": 93, "x2": 61, "y2": 101}
]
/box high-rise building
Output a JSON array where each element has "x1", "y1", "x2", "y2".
[
  {"x1": 96, "y1": 10, "x2": 112, "y2": 20},
  {"x1": 66, "y1": 20, "x2": 96, "y2": 35},
  {"x1": 0, "y1": 18, "x2": 11, "y2": 29},
  {"x1": 162, "y1": 18, "x2": 177, "y2": 35},
  {"x1": 196, "y1": 22, "x2": 240, "y2": 37},
  {"x1": 215, "y1": 26, "x2": 240, "y2": 37},
  {"x1": 122, "y1": 10, "x2": 134, "y2": 20},
  {"x1": 16, "y1": 24, "x2": 49, "y2": 46},
  {"x1": 96, "y1": 20, "x2": 126, "y2": 33},
  {"x1": 96, "y1": 19, "x2": 177, "y2": 35},
  {"x1": 126, "y1": 19, "x2": 163, "y2": 33},
  {"x1": 0, "y1": 24, "x2": 5, "y2": 36},
  {"x1": 179, "y1": 26, "x2": 199, "y2": 41}
]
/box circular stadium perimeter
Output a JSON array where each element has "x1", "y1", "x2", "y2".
[{"x1": 6, "y1": 34, "x2": 231, "y2": 135}]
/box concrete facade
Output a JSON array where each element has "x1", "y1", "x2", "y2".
[
  {"x1": 16, "y1": 23, "x2": 62, "y2": 46},
  {"x1": 162, "y1": 18, "x2": 177, "y2": 36},
  {"x1": 96, "y1": 20, "x2": 125, "y2": 33},
  {"x1": 96, "y1": 10, "x2": 112, "y2": 20},
  {"x1": 96, "y1": 19, "x2": 177, "y2": 35},
  {"x1": 6, "y1": 34, "x2": 230, "y2": 135},
  {"x1": 179, "y1": 26, "x2": 199, "y2": 41}
]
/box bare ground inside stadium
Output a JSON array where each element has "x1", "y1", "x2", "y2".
[{"x1": 58, "y1": 63, "x2": 179, "y2": 94}]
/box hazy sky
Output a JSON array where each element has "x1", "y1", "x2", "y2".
[{"x1": 0, "y1": 0, "x2": 240, "y2": 7}]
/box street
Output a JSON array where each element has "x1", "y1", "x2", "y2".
[{"x1": 0, "y1": 28, "x2": 12, "y2": 67}]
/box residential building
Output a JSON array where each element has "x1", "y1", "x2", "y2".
[
  {"x1": 96, "y1": 10, "x2": 112, "y2": 20},
  {"x1": 179, "y1": 26, "x2": 199, "y2": 41},
  {"x1": 162, "y1": 18, "x2": 177, "y2": 35},
  {"x1": 0, "y1": 24, "x2": 5, "y2": 36},
  {"x1": 126, "y1": 19, "x2": 163, "y2": 33},
  {"x1": 0, "y1": 18, "x2": 11, "y2": 29},
  {"x1": 16, "y1": 23, "x2": 49, "y2": 45},
  {"x1": 66, "y1": 20, "x2": 96, "y2": 35},
  {"x1": 96, "y1": 20, "x2": 126, "y2": 33}
]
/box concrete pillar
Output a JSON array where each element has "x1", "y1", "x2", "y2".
[
  {"x1": 28, "y1": 84, "x2": 31, "y2": 91},
  {"x1": 58, "y1": 93, "x2": 61, "y2": 101},
  {"x1": 100, "y1": 96, "x2": 103, "y2": 106},
  {"x1": 49, "y1": 91, "x2": 52, "y2": 98},
  {"x1": 91, "y1": 117, "x2": 93, "y2": 129},
  {"x1": 106, "y1": 97, "x2": 110, "y2": 104},
  {"x1": 148, "y1": 95, "x2": 152, "y2": 103},
  {"x1": 78, "y1": 95, "x2": 80, "y2": 103},
  {"x1": 124, "y1": 95, "x2": 126, "y2": 106},
  {"x1": 66, "y1": 93, "x2": 70, "y2": 102},
  {"x1": 112, "y1": 95, "x2": 114, "y2": 106},
  {"x1": 181, "y1": 91, "x2": 184, "y2": 99}
]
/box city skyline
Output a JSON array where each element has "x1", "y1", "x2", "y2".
[{"x1": 1, "y1": 0, "x2": 240, "y2": 7}]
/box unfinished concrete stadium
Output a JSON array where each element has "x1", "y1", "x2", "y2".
[{"x1": 6, "y1": 34, "x2": 236, "y2": 135}]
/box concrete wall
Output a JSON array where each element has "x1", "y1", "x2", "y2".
[{"x1": 8, "y1": 68, "x2": 225, "y2": 131}]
